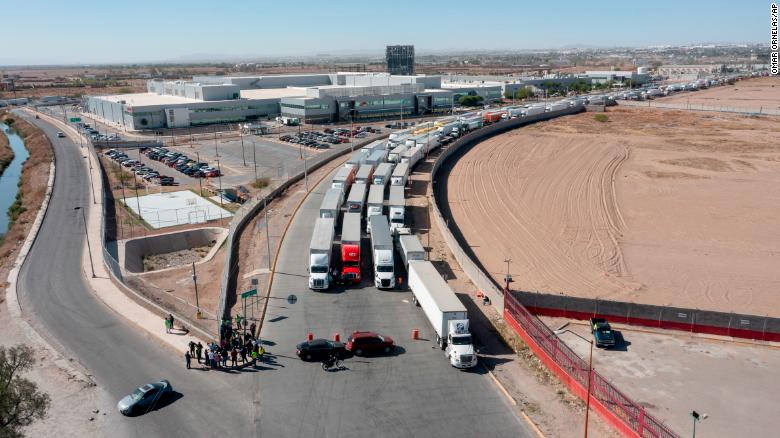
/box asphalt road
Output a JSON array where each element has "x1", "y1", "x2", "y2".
[
  {"x1": 257, "y1": 170, "x2": 532, "y2": 437},
  {"x1": 14, "y1": 111, "x2": 258, "y2": 437}
]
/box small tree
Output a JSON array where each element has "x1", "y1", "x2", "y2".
[
  {"x1": 458, "y1": 95, "x2": 483, "y2": 107},
  {"x1": 0, "y1": 345, "x2": 50, "y2": 437}
]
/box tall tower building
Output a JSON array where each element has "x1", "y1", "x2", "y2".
[{"x1": 386, "y1": 45, "x2": 415, "y2": 75}]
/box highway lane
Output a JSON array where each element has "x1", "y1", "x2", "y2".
[
  {"x1": 256, "y1": 169, "x2": 532, "y2": 437},
  {"x1": 13, "y1": 111, "x2": 257, "y2": 437}
]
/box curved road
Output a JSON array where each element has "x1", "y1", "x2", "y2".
[{"x1": 14, "y1": 111, "x2": 257, "y2": 437}]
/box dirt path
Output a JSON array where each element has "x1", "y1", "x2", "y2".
[
  {"x1": 444, "y1": 106, "x2": 780, "y2": 316},
  {"x1": 658, "y1": 76, "x2": 780, "y2": 111}
]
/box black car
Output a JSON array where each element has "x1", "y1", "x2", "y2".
[{"x1": 296, "y1": 338, "x2": 347, "y2": 361}]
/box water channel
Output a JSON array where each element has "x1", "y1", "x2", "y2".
[{"x1": 0, "y1": 121, "x2": 30, "y2": 236}]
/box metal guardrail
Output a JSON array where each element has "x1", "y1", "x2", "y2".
[{"x1": 429, "y1": 107, "x2": 681, "y2": 438}]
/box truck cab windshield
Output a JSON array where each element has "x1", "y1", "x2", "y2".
[
  {"x1": 376, "y1": 265, "x2": 394, "y2": 273},
  {"x1": 311, "y1": 266, "x2": 328, "y2": 273},
  {"x1": 390, "y1": 218, "x2": 404, "y2": 224},
  {"x1": 451, "y1": 335, "x2": 472, "y2": 345}
]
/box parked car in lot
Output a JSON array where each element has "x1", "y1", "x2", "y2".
[
  {"x1": 346, "y1": 331, "x2": 395, "y2": 356},
  {"x1": 296, "y1": 338, "x2": 347, "y2": 361},
  {"x1": 590, "y1": 318, "x2": 616, "y2": 348},
  {"x1": 116, "y1": 379, "x2": 173, "y2": 416}
]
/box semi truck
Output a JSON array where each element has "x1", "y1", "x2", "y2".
[
  {"x1": 407, "y1": 261, "x2": 477, "y2": 368},
  {"x1": 388, "y1": 144, "x2": 408, "y2": 163},
  {"x1": 482, "y1": 110, "x2": 506, "y2": 124},
  {"x1": 277, "y1": 116, "x2": 300, "y2": 126},
  {"x1": 388, "y1": 185, "x2": 405, "y2": 231},
  {"x1": 346, "y1": 182, "x2": 367, "y2": 214},
  {"x1": 372, "y1": 162, "x2": 394, "y2": 186},
  {"x1": 354, "y1": 164, "x2": 374, "y2": 185},
  {"x1": 522, "y1": 105, "x2": 546, "y2": 117},
  {"x1": 369, "y1": 215, "x2": 395, "y2": 289},
  {"x1": 390, "y1": 162, "x2": 409, "y2": 187},
  {"x1": 460, "y1": 116, "x2": 483, "y2": 131},
  {"x1": 332, "y1": 166, "x2": 356, "y2": 191},
  {"x1": 319, "y1": 188, "x2": 344, "y2": 221},
  {"x1": 340, "y1": 212, "x2": 362, "y2": 284},
  {"x1": 546, "y1": 101, "x2": 569, "y2": 112},
  {"x1": 365, "y1": 149, "x2": 388, "y2": 167},
  {"x1": 346, "y1": 149, "x2": 370, "y2": 168},
  {"x1": 366, "y1": 184, "x2": 385, "y2": 232},
  {"x1": 397, "y1": 234, "x2": 425, "y2": 270},
  {"x1": 401, "y1": 146, "x2": 423, "y2": 168},
  {"x1": 308, "y1": 217, "x2": 335, "y2": 290}
]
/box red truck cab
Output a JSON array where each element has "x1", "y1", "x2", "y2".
[{"x1": 340, "y1": 212, "x2": 362, "y2": 284}]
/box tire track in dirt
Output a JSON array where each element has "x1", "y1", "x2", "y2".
[{"x1": 446, "y1": 130, "x2": 635, "y2": 299}]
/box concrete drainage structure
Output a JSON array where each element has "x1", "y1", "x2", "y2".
[{"x1": 119, "y1": 227, "x2": 228, "y2": 275}]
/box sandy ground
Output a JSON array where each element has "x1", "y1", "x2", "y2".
[
  {"x1": 445, "y1": 106, "x2": 780, "y2": 316},
  {"x1": 658, "y1": 77, "x2": 780, "y2": 111},
  {"x1": 406, "y1": 148, "x2": 619, "y2": 438},
  {"x1": 543, "y1": 316, "x2": 780, "y2": 438}
]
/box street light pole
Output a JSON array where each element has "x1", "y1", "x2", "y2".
[
  {"x1": 213, "y1": 125, "x2": 220, "y2": 157},
  {"x1": 195, "y1": 151, "x2": 203, "y2": 197},
  {"x1": 264, "y1": 198, "x2": 272, "y2": 270},
  {"x1": 554, "y1": 329, "x2": 594, "y2": 438},
  {"x1": 74, "y1": 207, "x2": 95, "y2": 278},
  {"x1": 192, "y1": 262, "x2": 201, "y2": 319},
  {"x1": 239, "y1": 128, "x2": 247, "y2": 166}
]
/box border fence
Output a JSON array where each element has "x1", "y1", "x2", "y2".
[
  {"x1": 512, "y1": 290, "x2": 780, "y2": 343},
  {"x1": 429, "y1": 107, "x2": 682, "y2": 438},
  {"x1": 619, "y1": 99, "x2": 780, "y2": 116}
]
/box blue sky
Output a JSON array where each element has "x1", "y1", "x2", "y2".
[{"x1": 1, "y1": 0, "x2": 768, "y2": 65}]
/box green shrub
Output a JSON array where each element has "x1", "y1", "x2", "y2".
[
  {"x1": 594, "y1": 114, "x2": 609, "y2": 123},
  {"x1": 252, "y1": 177, "x2": 270, "y2": 189}
]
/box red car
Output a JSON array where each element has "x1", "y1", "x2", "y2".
[{"x1": 346, "y1": 331, "x2": 395, "y2": 356}]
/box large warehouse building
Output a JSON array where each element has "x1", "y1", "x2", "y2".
[{"x1": 85, "y1": 72, "x2": 503, "y2": 130}]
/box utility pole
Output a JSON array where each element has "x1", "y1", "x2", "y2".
[
  {"x1": 303, "y1": 148, "x2": 309, "y2": 192},
  {"x1": 503, "y1": 257, "x2": 512, "y2": 289},
  {"x1": 216, "y1": 159, "x2": 224, "y2": 225},
  {"x1": 264, "y1": 198, "x2": 272, "y2": 270},
  {"x1": 74, "y1": 207, "x2": 95, "y2": 278},
  {"x1": 192, "y1": 262, "x2": 201, "y2": 319},
  {"x1": 252, "y1": 140, "x2": 258, "y2": 184},
  {"x1": 239, "y1": 128, "x2": 247, "y2": 166},
  {"x1": 195, "y1": 152, "x2": 203, "y2": 196},
  {"x1": 213, "y1": 125, "x2": 220, "y2": 157}
]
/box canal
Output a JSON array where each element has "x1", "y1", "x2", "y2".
[{"x1": 0, "y1": 121, "x2": 30, "y2": 236}]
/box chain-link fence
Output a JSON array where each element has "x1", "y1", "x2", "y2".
[
  {"x1": 511, "y1": 290, "x2": 780, "y2": 342},
  {"x1": 429, "y1": 107, "x2": 681, "y2": 438}
]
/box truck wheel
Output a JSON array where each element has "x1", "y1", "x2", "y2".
[{"x1": 355, "y1": 349, "x2": 363, "y2": 356}]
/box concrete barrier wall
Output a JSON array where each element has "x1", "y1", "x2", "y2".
[
  {"x1": 121, "y1": 227, "x2": 226, "y2": 274},
  {"x1": 216, "y1": 135, "x2": 390, "y2": 328}
]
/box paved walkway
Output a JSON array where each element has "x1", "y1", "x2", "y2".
[{"x1": 33, "y1": 110, "x2": 208, "y2": 353}]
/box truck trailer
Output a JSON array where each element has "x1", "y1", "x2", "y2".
[
  {"x1": 319, "y1": 188, "x2": 344, "y2": 222},
  {"x1": 354, "y1": 164, "x2": 374, "y2": 185},
  {"x1": 522, "y1": 105, "x2": 545, "y2": 117},
  {"x1": 369, "y1": 215, "x2": 395, "y2": 289},
  {"x1": 407, "y1": 261, "x2": 477, "y2": 368},
  {"x1": 365, "y1": 149, "x2": 388, "y2": 167},
  {"x1": 366, "y1": 184, "x2": 385, "y2": 232},
  {"x1": 332, "y1": 166, "x2": 356, "y2": 191},
  {"x1": 388, "y1": 144, "x2": 408, "y2": 163},
  {"x1": 401, "y1": 146, "x2": 423, "y2": 168},
  {"x1": 397, "y1": 234, "x2": 425, "y2": 270},
  {"x1": 340, "y1": 212, "x2": 362, "y2": 284},
  {"x1": 308, "y1": 217, "x2": 335, "y2": 290},
  {"x1": 388, "y1": 185, "x2": 405, "y2": 231},
  {"x1": 346, "y1": 182, "x2": 367, "y2": 214},
  {"x1": 390, "y1": 162, "x2": 409, "y2": 187},
  {"x1": 346, "y1": 149, "x2": 370, "y2": 168},
  {"x1": 372, "y1": 162, "x2": 394, "y2": 186}
]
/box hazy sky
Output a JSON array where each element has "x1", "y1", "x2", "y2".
[{"x1": 1, "y1": 0, "x2": 768, "y2": 65}]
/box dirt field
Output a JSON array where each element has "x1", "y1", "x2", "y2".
[
  {"x1": 445, "y1": 107, "x2": 780, "y2": 316},
  {"x1": 658, "y1": 76, "x2": 780, "y2": 111}
]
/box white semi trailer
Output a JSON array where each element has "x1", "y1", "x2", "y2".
[
  {"x1": 366, "y1": 184, "x2": 385, "y2": 232},
  {"x1": 369, "y1": 215, "x2": 395, "y2": 289},
  {"x1": 397, "y1": 234, "x2": 425, "y2": 270},
  {"x1": 308, "y1": 217, "x2": 335, "y2": 290},
  {"x1": 390, "y1": 162, "x2": 409, "y2": 187},
  {"x1": 319, "y1": 188, "x2": 344, "y2": 222},
  {"x1": 346, "y1": 182, "x2": 367, "y2": 214},
  {"x1": 372, "y1": 162, "x2": 394, "y2": 186},
  {"x1": 388, "y1": 144, "x2": 408, "y2": 163},
  {"x1": 388, "y1": 185, "x2": 405, "y2": 231},
  {"x1": 407, "y1": 261, "x2": 477, "y2": 368}
]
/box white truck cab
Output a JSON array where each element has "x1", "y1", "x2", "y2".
[{"x1": 445, "y1": 320, "x2": 478, "y2": 369}]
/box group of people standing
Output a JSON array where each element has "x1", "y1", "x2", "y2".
[{"x1": 182, "y1": 314, "x2": 264, "y2": 370}]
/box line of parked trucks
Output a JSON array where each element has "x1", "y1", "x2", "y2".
[{"x1": 307, "y1": 130, "x2": 479, "y2": 368}]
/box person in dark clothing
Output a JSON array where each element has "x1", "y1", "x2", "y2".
[
  {"x1": 188, "y1": 341, "x2": 196, "y2": 356},
  {"x1": 184, "y1": 350, "x2": 191, "y2": 369},
  {"x1": 167, "y1": 314, "x2": 175, "y2": 330},
  {"x1": 195, "y1": 342, "x2": 203, "y2": 363},
  {"x1": 221, "y1": 350, "x2": 228, "y2": 367},
  {"x1": 239, "y1": 345, "x2": 247, "y2": 364},
  {"x1": 230, "y1": 349, "x2": 238, "y2": 367},
  {"x1": 249, "y1": 322, "x2": 257, "y2": 338}
]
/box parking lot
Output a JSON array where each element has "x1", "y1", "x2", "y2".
[{"x1": 543, "y1": 317, "x2": 780, "y2": 438}]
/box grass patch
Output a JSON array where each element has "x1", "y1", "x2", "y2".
[
  {"x1": 7, "y1": 190, "x2": 26, "y2": 224},
  {"x1": 251, "y1": 177, "x2": 271, "y2": 189},
  {"x1": 593, "y1": 114, "x2": 609, "y2": 123}
]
